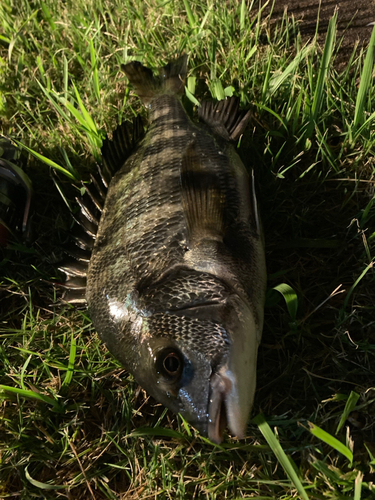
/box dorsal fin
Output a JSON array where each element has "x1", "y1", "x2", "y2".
[
  {"x1": 180, "y1": 141, "x2": 225, "y2": 243},
  {"x1": 56, "y1": 116, "x2": 143, "y2": 305},
  {"x1": 198, "y1": 97, "x2": 251, "y2": 142},
  {"x1": 101, "y1": 115, "x2": 144, "y2": 175},
  {"x1": 122, "y1": 55, "x2": 188, "y2": 106}
]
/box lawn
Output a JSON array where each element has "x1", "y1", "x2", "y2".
[{"x1": 0, "y1": 0, "x2": 375, "y2": 498}]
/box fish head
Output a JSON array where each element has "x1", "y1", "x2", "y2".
[{"x1": 133, "y1": 299, "x2": 261, "y2": 443}]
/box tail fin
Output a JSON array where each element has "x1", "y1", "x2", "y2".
[{"x1": 122, "y1": 54, "x2": 188, "y2": 105}]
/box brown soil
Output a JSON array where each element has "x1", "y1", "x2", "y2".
[{"x1": 260, "y1": 0, "x2": 375, "y2": 66}]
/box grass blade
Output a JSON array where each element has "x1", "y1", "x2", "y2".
[
  {"x1": 129, "y1": 426, "x2": 186, "y2": 439},
  {"x1": 336, "y1": 391, "x2": 360, "y2": 435},
  {"x1": 183, "y1": 0, "x2": 197, "y2": 35},
  {"x1": 40, "y1": 1, "x2": 56, "y2": 31},
  {"x1": 353, "y1": 25, "x2": 375, "y2": 128},
  {"x1": 20, "y1": 354, "x2": 32, "y2": 390},
  {"x1": 25, "y1": 466, "x2": 67, "y2": 490},
  {"x1": 268, "y1": 43, "x2": 313, "y2": 96},
  {"x1": 72, "y1": 81, "x2": 99, "y2": 135},
  {"x1": 0, "y1": 384, "x2": 61, "y2": 410},
  {"x1": 306, "y1": 12, "x2": 337, "y2": 137},
  {"x1": 311, "y1": 12, "x2": 336, "y2": 118},
  {"x1": 61, "y1": 332, "x2": 76, "y2": 388},
  {"x1": 308, "y1": 422, "x2": 353, "y2": 466},
  {"x1": 341, "y1": 260, "x2": 374, "y2": 312},
  {"x1": 240, "y1": 0, "x2": 246, "y2": 33},
  {"x1": 272, "y1": 283, "x2": 298, "y2": 321},
  {"x1": 253, "y1": 414, "x2": 309, "y2": 500},
  {"x1": 13, "y1": 140, "x2": 77, "y2": 180},
  {"x1": 185, "y1": 86, "x2": 200, "y2": 106},
  {"x1": 354, "y1": 471, "x2": 364, "y2": 500},
  {"x1": 90, "y1": 38, "x2": 100, "y2": 102}
]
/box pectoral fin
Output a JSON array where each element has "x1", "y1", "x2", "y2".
[
  {"x1": 180, "y1": 142, "x2": 225, "y2": 242},
  {"x1": 198, "y1": 97, "x2": 251, "y2": 142}
]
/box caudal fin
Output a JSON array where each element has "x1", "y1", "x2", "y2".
[{"x1": 122, "y1": 54, "x2": 188, "y2": 105}]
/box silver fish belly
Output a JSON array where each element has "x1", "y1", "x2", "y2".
[{"x1": 85, "y1": 55, "x2": 266, "y2": 443}]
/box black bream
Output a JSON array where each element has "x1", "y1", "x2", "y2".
[{"x1": 68, "y1": 56, "x2": 266, "y2": 443}]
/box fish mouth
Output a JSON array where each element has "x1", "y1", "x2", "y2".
[{"x1": 208, "y1": 369, "x2": 234, "y2": 444}]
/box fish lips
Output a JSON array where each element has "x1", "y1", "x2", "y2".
[
  {"x1": 180, "y1": 363, "x2": 249, "y2": 444},
  {"x1": 207, "y1": 369, "x2": 232, "y2": 444},
  {"x1": 207, "y1": 365, "x2": 251, "y2": 444}
]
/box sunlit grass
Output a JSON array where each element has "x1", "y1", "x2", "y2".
[{"x1": 1, "y1": 0, "x2": 375, "y2": 498}]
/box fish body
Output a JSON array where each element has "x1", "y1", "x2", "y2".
[{"x1": 83, "y1": 56, "x2": 266, "y2": 443}]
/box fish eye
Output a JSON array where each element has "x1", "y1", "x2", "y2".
[{"x1": 156, "y1": 348, "x2": 183, "y2": 381}]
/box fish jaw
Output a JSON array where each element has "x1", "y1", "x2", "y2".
[
  {"x1": 132, "y1": 300, "x2": 261, "y2": 444},
  {"x1": 208, "y1": 305, "x2": 260, "y2": 443}
]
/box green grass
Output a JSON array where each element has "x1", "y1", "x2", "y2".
[{"x1": 1, "y1": 0, "x2": 375, "y2": 498}]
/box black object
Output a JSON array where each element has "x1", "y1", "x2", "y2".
[{"x1": 0, "y1": 137, "x2": 33, "y2": 245}]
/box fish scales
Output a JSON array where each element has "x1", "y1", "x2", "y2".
[{"x1": 85, "y1": 56, "x2": 266, "y2": 443}]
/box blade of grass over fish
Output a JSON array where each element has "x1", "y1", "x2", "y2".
[
  {"x1": 253, "y1": 414, "x2": 309, "y2": 500},
  {"x1": 272, "y1": 283, "x2": 298, "y2": 321},
  {"x1": 306, "y1": 12, "x2": 337, "y2": 138},
  {"x1": 336, "y1": 391, "x2": 360, "y2": 435},
  {"x1": 0, "y1": 384, "x2": 61, "y2": 410},
  {"x1": 308, "y1": 422, "x2": 353, "y2": 466},
  {"x1": 12, "y1": 140, "x2": 77, "y2": 180},
  {"x1": 25, "y1": 466, "x2": 67, "y2": 490},
  {"x1": 353, "y1": 25, "x2": 375, "y2": 129}
]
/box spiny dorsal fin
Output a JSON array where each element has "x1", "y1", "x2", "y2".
[
  {"x1": 180, "y1": 141, "x2": 225, "y2": 242},
  {"x1": 122, "y1": 55, "x2": 188, "y2": 106},
  {"x1": 101, "y1": 116, "x2": 144, "y2": 175},
  {"x1": 198, "y1": 97, "x2": 252, "y2": 142},
  {"x1": 57, "y1": 115, "x2": 143, "y2": 307}
]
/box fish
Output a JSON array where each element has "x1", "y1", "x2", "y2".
[{"x1": 60, "y1": 55, "x2": 267, "y2": 443}]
